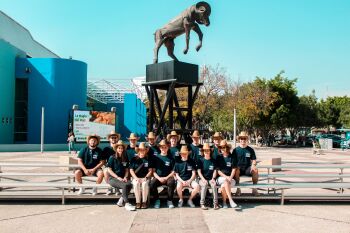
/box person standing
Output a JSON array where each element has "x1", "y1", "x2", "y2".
[
  {"x1": 197, "y1": 143, "x2": 219, "y2": 210},
  {"x1": 188, "y1": 130, "x2": 203, "y2": 165},
  {"x1": 167, "y1": 131, "x2": 181, "y2": 162},
  {"x1": 103, "y1": 130, "x2": 121, "y2": 195},
  {"x1": 146, "y1": 132, "x2": 160, "y2": 165},
  {"x1": 211, "y1": 132, "x2": 222, "y2": 161},
  {"x1": 130, "y1": 142, "x2": 153, "y2": 209},
  {"x1": 150, "y1": 139, "x2": 176, "y2": 209},
  {"x1": 126, "y1": 133, "x2": 139, "y2": 162},
  {"x1": 75, "y1": 134, "x2": 104, "y2": 195},
  {"x1": 67, "y1": 132, "x2": 76, "y2": 154},
  {"x1": 232, "y1": 131, "x2": 259, "y2": 196},
  {"x1": 107, "y1": 140, "x2": 135, "y2": 211}
]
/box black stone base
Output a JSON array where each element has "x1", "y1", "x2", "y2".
[{"x1": 146, "y1": 60, "x2": 199, "y2": 85}]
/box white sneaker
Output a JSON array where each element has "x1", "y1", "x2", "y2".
[
  {"x1": 178, "y1": 199, "x2": 184, "y2": 207},
  {"x1": 222, "y1": 203, "x2": 228, "y2": 209},
  {"x1": 125, "y1": 203, "x2": 136, "y2": 211},
  {"x1": 154, "y1": 199, "x2": 161, "y2": 209},
  {"x1": 229, "y1": 199, "x2": 238, "y2": 208},
  {"x1": 167, "y1": 200, "x2": 175, "y2": 209},
  {"x1": 77, "y1": 187, "x2": 85, "y2": 195},
  {"x1": 115, "y1": 189, "x2": 122, "y2": 196},
  {"x1": 117, "y1": 197, "x2": 124, "y2": 207},
  {"x1": 106, "y1": 187, "x2": 113, "y2": 195},
  {"x1": 187, "y1": 200, "x2": 195, "y2": 208},
  {"x1": 92, "y1": 187, "x2": 98, "y2": 196}
]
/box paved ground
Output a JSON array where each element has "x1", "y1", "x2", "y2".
[{"x1": 0, "y1": 147, "x2": 350, "y2": 233}]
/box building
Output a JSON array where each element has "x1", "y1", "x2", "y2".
[{"x1": 0, "y1": 11, "x2": 87, "y2": 144}]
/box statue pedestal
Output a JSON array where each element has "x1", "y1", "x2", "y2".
[{"x1": 146, "y1": 60, "x2": 198, "y2": 85}]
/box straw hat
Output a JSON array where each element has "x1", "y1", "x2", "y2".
[
  {"x1": 158, "y1": 139, "x2": 168, "y2": 148},
  {"x1": 191, "y1": 130, "x2": 200, "y2": 138},
  {"x1": 166, "y1": 131, "x2": 180, "y2": 141},
  {"x1": 107, "y1": 130, "x2": 121, "y2": 140},
  {"x1": 179, "y1": 145, "x2": 190, "y2": 155},
  {"x1": 202, "y1": 143, "x2": 211, "y2": 151},
  {"x1": 211, "y1": 132, "x2": 222, "y2": 140},
  {"x1": 112, "y1": 140, "x2": 127, "y2": 151},
  {"x1": 237, "y1": 131, "x2": 249, "y2": 140},
  {"x1": 127, "y1": 133, "x2": 139, "y2": 140},
  {"x1": 145, "y1": 132, "x2": 157, "y2": 140},
  {"x1": 219, "y1": 139, "x2": 232, "y2": 149},
  {"x1": 135, "y1": 142, "x2": 149, "y2": 153},
  {"x1": 87, "y1": 134, "x2": 100, "y2": 145}
]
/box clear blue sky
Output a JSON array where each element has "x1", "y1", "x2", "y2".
[{"x1": 1, "y1": 0, "x2": 349, "y2": 99}]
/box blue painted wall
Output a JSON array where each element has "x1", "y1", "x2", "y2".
[
  {"x1": 0, "y1": 39, "x2": 26, "y2": 144},
  {"x1": 15, "y1": 58, "x2": 87, "y2": 143},
  {"x1": 123, "y1": 93, "x2": 147, "y2": 141}
]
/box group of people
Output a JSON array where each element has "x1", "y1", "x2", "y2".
[{"x1": 74, "y1": 130, "x2": 259, "y2": 211}]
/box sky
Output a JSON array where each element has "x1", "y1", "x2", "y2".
[{"x1": 1, "y1": 0, "x2": 349, "y2": 99}]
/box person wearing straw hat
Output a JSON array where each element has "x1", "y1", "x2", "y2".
[
  {"x1": 126, "y1": 133, "x2": 139, "y2": 162},
  {"x1": 173, "y1": 145, "x2": 200, "y2": 208},
  {"x1": 211, "y1": 132, "x2": 223, "y2": 160},
  {"x1": 103, "y1": 130, "x2": 121, "y2": 195},
  {"x1": 197, "y1": 143, "x2": 219, "y2": 210},
  {"x1": 232, "y1": 131, "x2": 259, "y2": 196},
  {"x1": 188, "y1": 130, "x2": 203, "y2": 165},
  {"x1": 75, "y1": 134, "x2": 104, "y2": 195},
  {"x1": 167, "y1": 131, "x2": 181, "y2": 162},
  {"x1": 107, "y1": 140, "x2": 135, "y2": 211},
  {"x1": 130, "y1": 142, "x2": 153, "y2": 209},
  {"x1": 216, "y1": 140, "x2": 239, "y2": 208},
  {"x1": 146, "y1": 132, "x2": 160, "y2": 161},
  {"x1": 150, "y1": 139, "x2": 176, "y2": 209}
]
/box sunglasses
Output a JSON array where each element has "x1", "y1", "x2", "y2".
[
  {"x1": 240, "y1": 138, "x2": 247, "y2": 141},
  {"x1": 110, "y1": 136, "x2": 118, "y2": 139}
]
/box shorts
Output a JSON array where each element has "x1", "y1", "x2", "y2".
[
  {"x1": 79, "y1": 168, "x2": 102, "y2": 177},
  {"x1": 216, "y1": 176, "x2": 236, "y2": 187},
  {"x1": 239, "y1": 166, "x2": 253, "y2": 177}
]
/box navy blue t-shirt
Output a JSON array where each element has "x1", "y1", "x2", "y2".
[
  {"x1": 78, "y1": 146, "x2": 103, "y2": 169},
  {"x1": 169, "y1": 145, "x2": 181, "y2": 162},
  {"x1": 102, "y1": 146, "x2": 115, "y2": 161},
  {"x1": 173, "y1": 158, "x2": 196, "y2": 181},
  {"x1": 130, "y1": 156, "x2": 152, "y2": 178},
  {"x1": 107, "y1": 156, "x2": 128, "y2": 178},
  {"x1": 216, "y1": 153, "x2": 235, "y2": 176},
  {"x1": 232, "y1": 146, "x2": 256, "y2": 168},
  {"x1": 126, "y1": 145, "x2": 137, "y2": 162},
  {"x1": 197, "y1": 157, "x2": 217, "y2": 180},
  {"x1": 154, "y1": 154, "x2": 175, "y2": 177}
]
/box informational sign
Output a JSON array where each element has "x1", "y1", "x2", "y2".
[
  {"x1": 73, "y1": 110, "x2": 116, "y2": 142},
  {"x1": 319, "y1": 138, "x2": 333, "y2": 150}
]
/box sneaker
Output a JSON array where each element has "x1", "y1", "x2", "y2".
[
  {"x1": 178, "y1": 199, "x2": 184, "y2": 208},
  {"x1": 222, "y1": 203, "x2": 228, "y2": 209},
  {"x1": 154, "y1": 199, "x2": 161, "y2": 209},
  {"x1": 117, "y1": 197, "x2": 124, "y2": 207},
  {"x1": 213, "y1": 204, "x2": 220, "y2": 210},
  {"x1": 200, "y1": 204, "x2": 208, "y2": 210},
  {"x1": 167, "y1": 200, "x2": 175, "y2": 209},
  {"x1": 125, "y1": 203, "x2": 136, "y2": 211},
  {"x1": 252, "y1": 188, "x2": 259, "y2": 196},
  {"x1": 187, "y1": 200, "x2": 195, "y2": 208},
  {"x1": 92, "y1": 187, "x2": 97, "y2": 196},
  {"x1": 235, "y1": 188, "x2": 241, "y2": 196},
  {"x1": 229, "y1": 199, "x2": 238, "y2": 208},
  {"x1": 115, "y1": 188, "x2": 122, "y2": 196},
  {"x1": 77, "y1": 187, "x2": 85, "y2": 195},
  {"x1": 106, "y1": 187, "x2": 113, "y2": 195}
]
